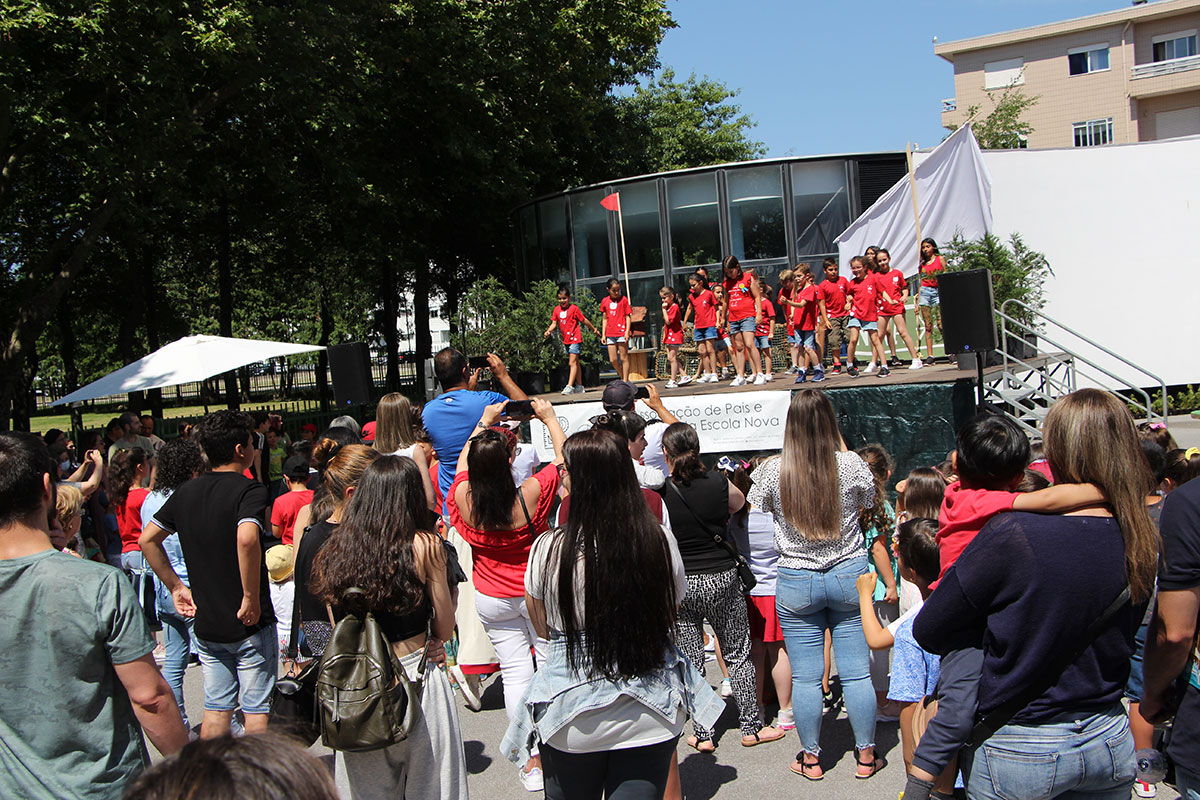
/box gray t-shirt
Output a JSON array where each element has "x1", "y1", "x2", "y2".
[{"x1": 0, "y1": 551, "x2": 155, "y2": 799}]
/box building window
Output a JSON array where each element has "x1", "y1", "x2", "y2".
[
  {"x1": 666, "y1": 173, "x2": 720, "y2": 268},
  {"x1": 1073, "y1": 118, "x2": 1112, "y2": 147},
  {"x1": 727, "y1": 165, "x2": 786, "y2": 261},
  {"x1": 984, "y1": 57, "x2": 1025, "y2": 90},
  {"x1": 1153, "y1": 30, "x2": 1198, "y2": 62},
  {"x1": 1068, "y1": 44, "x2": 1110, "y2": 75}
]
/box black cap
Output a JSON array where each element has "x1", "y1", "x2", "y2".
[
  {"x1": 601, "y1": 380, "x2": 637, "y2": 411},
  {"x1": 284, "y1": 455, "x2": 310, "y2": 480}
]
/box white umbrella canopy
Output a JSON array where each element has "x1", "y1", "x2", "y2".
[{"x1": 51, "y1": 335, "x2": 326, "y2": 406}]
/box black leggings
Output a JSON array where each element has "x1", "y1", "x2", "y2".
[{"x1": 541, "y1": 736, "x2": 678, "y2": 800}]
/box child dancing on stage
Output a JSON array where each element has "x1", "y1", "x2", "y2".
[{"x1": 544, "y1": 284, "x2": 602, "y2": 395}]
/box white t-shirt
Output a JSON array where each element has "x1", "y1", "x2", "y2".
[
  {"x1": 525, "y1": 526, "x2": 688, "y2": 752},
  {"x1": 633, "y1": 460, "x2": 665, "y2": 490},
  {"x1": 510, "y1": 443, "x2": 539, "y2": 486},
  {"x1": 642, "y1": 421, "x2": 669, "y2": 477}
]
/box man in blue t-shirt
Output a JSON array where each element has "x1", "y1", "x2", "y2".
[{"x1": 422, "y1": 348, "x2": 528, "y2": 508}]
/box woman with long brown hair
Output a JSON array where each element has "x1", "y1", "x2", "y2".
[
  {"x1": 109, "y1": 448, "x2": 154, "y2": 617},
  {"x1": 372, "y1": 392, "x2": 436, "y2": 510},
  {"x1": 913, "y1": 389, "x2": 1158, "y2": 799},
  {"x1": 745, "y1": 389, "x2": 880, "y2": 780}
]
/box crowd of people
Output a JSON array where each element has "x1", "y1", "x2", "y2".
[
  {"x1": 5, "y1": 342, "x2": 1200, "y2": 800},
  {"x1": 545, "y1": 242, "x2": 947, "y2": 393}
]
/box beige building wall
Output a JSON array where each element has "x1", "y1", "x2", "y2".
[{"x1": 1138, "y1": 89, "x2": 1200, "y2": 139}]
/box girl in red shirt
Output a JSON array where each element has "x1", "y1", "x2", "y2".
[
  {"x1": 543, "y1": 284, "x2": 602, "y2": 395},
  {"x1": 720, "y1": 255, "x2": 765, "y2": 386},
  {"x1": 599, "y1": 279, "x2": 633, "y2": 381},
  {"x1": 108, "y1": 448, "x2": 152, "y2": 613},
  {"x1": 682, "y1": 271, "x2": 719, "y2": 384},
  {"x1": 753, "y1": 275, "x2": 777, "y2": 381},
  {"x1": 659, "y1": 286, "x2": 685, "y2": 388},
  {"x1": 918, "y1": 238, "x2": 945, "y2": 363},
  {"x1": 874, "y1": 248, "x2": 923, "y2": 369}
]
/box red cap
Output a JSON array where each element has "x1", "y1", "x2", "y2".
[
  {"x1": 362, "y1": 421, "x2": 376, "y2": 443},
  {"x1": 300, "y1": 423, "x2": 318, "y2": 433}
]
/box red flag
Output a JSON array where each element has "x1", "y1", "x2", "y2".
[{"x1": 600, "y1": 193, "x2": 620, "y2": 212}]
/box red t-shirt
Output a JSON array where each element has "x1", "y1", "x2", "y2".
[
  {"x1": 446, "y1": 463, "x2": 561, "y2": 598},
  {"x1": 921, "y1": 255, "x2": 945, "y2": 287},
  {"x1": 271, "y1": 488, "x2": 314, "y2": 546},
  {"x1": 552, "y1": 303, "x2": 585, "y2": 345},
  {"x1": 723, "y1": 270, "x2": 757, "y2": 322},
  {"x1": 662, "y1": 302, "x2": 683, "y2": 345},
  {"x1": 755, "y1": 298, "x2": 776, "y2": 337},
  {"x1": 847, "y1": 274, "x2": 880, "y2": 322},
  {"x1": 777, "y1": 286, "x2": 795, "y2": 335},
  {"x1": 934, "y1": 481, "x2": 1019, "y2": 585},
  {"x1": 878, "y1": 269, "x2": 907, "y2": 316},
  {"x1": 601, "y1": 296, "x2": 632, "y2": 338},
  {"x1": 119, "y1": 487, "x2": 150, "y2": 553},
  {"x1": 820, "y1": 276, "x2": 851, "y2": 319},
  {"x1": 792, "y1": 284, "x2": 820, "y2": 331},
  {"x1": 690, "y1": 288, "x2": 717, "y2": 329}
]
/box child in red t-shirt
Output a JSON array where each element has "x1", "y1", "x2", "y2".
[
  {"x1": 543, "y1": 284, "x2": 601, "y2": 395},
  {"x1": 776, "y1": 269, "x2": 799, "y2": 375},
  {"x1": 711, "y1": 283, "x2": 732, "y2": 380},
  {"x1": 752, "y1": 275, "x2": 777, "y2": 380},
  {"x1": 818, "y1": 257, "x2": 851, "y2": 374},
  {"x1": 660, "y1": 285, "x2": 685, "y2": 388},
  {"x1": 599, "y1": 279, "x2": 634, "y2": 381},
  {"x1": 682, "y1": 272, "x2": 719, "y2": 384},
  {"x1": 874, "y1": 248, "x2": 923, "y2": 370},
  {"x1": 781, "y1": 264, "x2": 825, "y2": 383},
  {"x1": 270, "y1": 456, "x2": 316, "y2": 546},
  {"x1": 918, "y1": 238, "x2": 945, "y2": 363},
  {"x1": 845, "y1": 256, "x2": 888, "y2": 378}
]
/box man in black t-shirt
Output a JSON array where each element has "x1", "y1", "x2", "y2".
[
  {"x1": 1142, "y1": 476, "x2": 1200, "y2": 795},
  {"x1": 141, "y1": 410, "x2": 277, "y2": 738}
]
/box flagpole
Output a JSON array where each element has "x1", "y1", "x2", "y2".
[
  {"x1": 906, "y1": 141, "x2": 923, "y2": 254},
  {"x1": 615, "y1": 195, "x2": 630, "y2": 298}
]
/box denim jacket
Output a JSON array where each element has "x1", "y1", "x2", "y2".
[{"x1": 501, "y1": 634, "x2": 724, "y2": 764}]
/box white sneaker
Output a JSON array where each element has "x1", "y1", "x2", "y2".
[
  {"x1": 863, "y1": 362, "x2": 878, "y2": 374},
  {"x1": 560, "y1": 385, "x2": 574, "y2": 395},
  {"x1": 677, "y1": 375, "x2": 693, "y2": 386},
  {"x1": 520, "y1": 766, "x2": 544, "y2": 793},
  {"x1": 705, "y1": 373, "x2": 719, "y2": 383},
  {"x1": 665, "y1": 380, "x2": 678, "y2": 389},
  {"x1": 1134, "y1": 780, "x2": 1158, "y2": 798},
  {"x1": 719, "y1": 678, "x2": 733, "y2": 698},
  {"x1": 764, "y1": 372, "x2": 773, "y2": 382},
  {"x1": 777, "y1": 707, "x2": 795, "y2": 731},
  {"x1": 753, "y1": 373, "x2": 767, "y2": 386},
  {"x1": 909, "y1": 358, "x2": 924, "y2": 370},
  {"x1": 574, "y1": 383, "x2": 585, "y2": 393},
  {"x1": 730, "y1": 375, "x2": 747, "y2": 387}
]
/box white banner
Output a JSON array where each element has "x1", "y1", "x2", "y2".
[{"x1": 529, "y1": 390, "x2": 790, "y2": 461}]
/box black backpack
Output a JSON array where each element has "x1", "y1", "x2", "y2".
[{"x1": 316, "y1": 588, "x2": 426, "y2": 752}]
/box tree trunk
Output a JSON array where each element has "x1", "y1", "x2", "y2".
[
  {"x1": 11, "y1": 342, "x2": 37, "y2": 432},
  {"x1": 413, "y1": 268, "x2": 432, "y2": 397},
  {"x1": 140, "y1": 242, "x2": 163, "y2": 419},
  {"x1": 217, "y1": 197, "x2": 239, "y2": 409},
  {"x1": 316, "y1": 288, "x2": 332, "y2": 412},
  {"x1": 116, "y1": 265, "x2": 143, "y2": 414},
  {"x1": 382, "y1": 258, "x2": 400, "y2": 392}
]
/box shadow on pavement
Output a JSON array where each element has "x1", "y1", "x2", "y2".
[{"x1": 679, "y1": 753, "x2": 738, "y2": 800}]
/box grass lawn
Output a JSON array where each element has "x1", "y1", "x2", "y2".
[{"x1": 29, "y1": 401, "x2": 284, "y2": 436}]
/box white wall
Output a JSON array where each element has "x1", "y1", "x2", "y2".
[{"x1": 979, "y1": 136, "x2": 1200, "y2": 389}]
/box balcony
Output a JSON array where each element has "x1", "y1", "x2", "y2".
[
  {"x1": 1129, "y1": 54, "x2": 1200, "y2": 98},
  {"x1": 1132, "y1": 53, "x2": 1200, "y2": 80}
]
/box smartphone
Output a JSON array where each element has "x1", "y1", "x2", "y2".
[
  {"x1": 504, "y1": 400, "x2": 534, "y2": 417},
  {"x1": 634, "y1": 386, "x2": 650, "y2": 399},
  {"x1": 468, "y1": 356, "x2": 489, "y2": 370}
]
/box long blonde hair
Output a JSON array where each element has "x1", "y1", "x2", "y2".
[
  {"x1": 779, "y1": 390, "x2": 842, "y2": 540},
  {"x1": 373, "y1": 393, "x2": 418, "y2": 454},
  {"x1": 1043, "y1": 389, "x2": 1159, "y2": 603}
]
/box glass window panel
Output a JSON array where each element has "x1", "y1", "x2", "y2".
[
  {"x1": 791, "y1": 161, "x2": 851, "y2": 257},
  {"x1": 537, "y1": 199, "x2": 570, "y2": 285},
  {"x1": 1154, "y1": 41, "x2": 1166, "y2": 62},
  {"x1": 571, "y1": 189, "x2": 612, "y2": 280},
  {"x1": 728, "y1": 166, "x2": 786, "y2": 261},
  {"x1": 518, "y1": 205, "x2": 540, "y2": 283},
  {"x1": 624, "y1": 272, "x2": 673, "y2": 349},
  {"x1": 617, "y1": 181, "x2": 664, "y2": 273},
  {"x1": 666, "y1": 173, "x2": 721, "y2": 268},
  {"x1": 1068, "y1": 51, "x2": 1087, "y2": 75},
  {"x1": 1092, "y1": 47, "x2": 1109, "y2": 71}
]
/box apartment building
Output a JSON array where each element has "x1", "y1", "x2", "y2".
[{"x1": 937, "y1": 0, "x2": 1200, "y2": 148}]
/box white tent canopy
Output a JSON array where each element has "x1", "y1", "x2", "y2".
[{"x1": 52, "y1": 335, "x2": 326, "y2": 406}]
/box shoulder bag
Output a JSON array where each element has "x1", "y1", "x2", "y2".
[{"x1": 665, "y1": 478, "x2": 757, "y2": 592}]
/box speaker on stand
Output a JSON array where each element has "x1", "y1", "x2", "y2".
[
  {"x1": 327, "y1": 342, "x2": 374, "y2": 409},
  {"x1": 938, "y1": 268, "x2": 996, "y2": 410}
]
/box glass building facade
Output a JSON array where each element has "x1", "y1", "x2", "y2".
[{"x1": 514, "y1": 152, "x2": 907, "y2": 349}]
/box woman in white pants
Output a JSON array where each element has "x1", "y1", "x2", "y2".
[{"x1": 445, "y1": 398, "x2": 567, "y2": 792}]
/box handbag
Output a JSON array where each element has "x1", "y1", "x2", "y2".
[
  {"x1": 269, "y1": 549, "x2": 321, "y2": 746},
  {"x1": 665, "y1": 478, "x2": 757, "y2": 592}
]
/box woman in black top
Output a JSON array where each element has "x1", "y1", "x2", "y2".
[
  {"x1": 660, "y1": 422, "x2": 784, "y2": 751},
  {"x1": 311, "y1": 455, "x2": 465, "y2": 800}
]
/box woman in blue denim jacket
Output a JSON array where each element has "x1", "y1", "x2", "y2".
[{"x1": 501, "y1": 428, "x2": 724, "y2": 800}]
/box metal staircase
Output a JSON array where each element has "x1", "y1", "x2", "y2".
[{"x1": 984, "y1": 299, "x2": 1169, "y2": 438}]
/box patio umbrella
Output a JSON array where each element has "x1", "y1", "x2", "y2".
[{"x1": 51, "y1": 335, "x2": 325, "y2": 406}]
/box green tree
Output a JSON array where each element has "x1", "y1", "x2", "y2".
[
  {"x1": 946, "y1": 84, "x2": 1039, "y2": 149},
  {"x1": 943, "y1": 232, "x2": 1053, "y2": 329}
]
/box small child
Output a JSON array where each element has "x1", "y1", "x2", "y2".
[
  {"x1": 270, "y1": 455, "x2": 316, "y2": 546},
  {"x1": 265, "y1": 429, "x2": 286, "y2": 496},
  {"x1": 1137, "y1": 420, "x2": 1178, "y2": 452},
  {"x1": 857, "y1": 444, "x2": 900, "y2": 718},
  {"x1": 905, "y1": 413, "x2": 1106, "y2": 800},
  {"x1": 784, "y1": 264, "x2": 825, "y2": 384},
  {"x1": 1164, "y1": 447, "x2": 1200, "y2": 492},
  {"x1": 753, "y1": 276, "x2": 776, "y2": 381},
  {"x1": 894, "y1": 466, "x2": 948, "y2": 614},
  {"x1": 845, "y1": 255, "x2": 888, "y2": 378},
  {"x1": 776, "y1": 269, "x2": 799, "y2": 374},
  {"x1": 600, "y1": 278, "x2": 634, "y2": 380},
  {"x1": 711, "y1": 284, "x2": 732, "y2": 379},
  {"x1": 543, "y1": 284, "x2": 601, "y2": 395},
  {"x1": 660, "y1": 286, "x2": 685, "y2": 388},
  {"x1": 818, "y1": 258, "x2": 851, "y2": 374},
  {"x1": 682, "y1": 271, "x2": 719, "y2": 384}
]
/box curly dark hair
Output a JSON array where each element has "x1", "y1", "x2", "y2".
[
  {"x1": 856, "y1": 444, "x2": 894, "y2": 541},
  {"x1": 155, "y1": 439, "x2": 206, "y2": 493},
  {"x1": 107, "y1": 448, "x2": 147, "y2": 510}
]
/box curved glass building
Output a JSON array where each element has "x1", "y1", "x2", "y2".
[{"x1": 514, "y1": 151, "x2": 907, "y2": 348}]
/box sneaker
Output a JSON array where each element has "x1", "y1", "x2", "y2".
[
  {"x1": 831, "y1": 363, "x2": 842, "y2": 375},
  {"x1": 863, "y1": 362, "x2": 878, "y2": 375},
  {"x1": 720, "y1": 369, "x2": 731, "y2": 379},
  {"x1": 574, "y1": 383, "x2": 586, "y2": 393},
  {"x1": 677, "y1": 375, "x2": 693, "y2": 386},
  {"x1": 665, "y1": 380, "x2": 678, "y2": 389},
  {"x1": 888, "y1": 357, "x2": 903, "y2": 368},
  {"x1": 812, "y1": 370, "x2": 825, "y2": 383},
  {"x1": 878, "y1": 366, "x2": 890, "y2": 378},
  {"x1": 794, "y1": 372, "x2": 807, "y2": 384},
  {"x1": 753, "y1": 373, "x2": 767, "y2": 386},
  {"x1": 719, "y1": 678, "x2": 733, "y2": 698},
  {"x1": 560, "y1": 385, "x2": 575, "y2": 395},
  {"x1": 705, "y1": 373, "x2": 719, "y2": 383},
  {"x1": 847, "y1": 364, "x2": 860, "y2": 377},
  {"x1": 520, "y1": 766, "x2": 544, "y2": 793},
  {"x1": 909, "y1": 357, "x2": 923, "y2": 370},
  {"x1": 1134, "y1": 780, "x2": 1157, "y2": 798},
  {"x1": 730, "y1": 375, "x2": 747, "y2": 387},
  {"x1": 764, "y1": 372, "x2": 773, "y2": 382},
  {"x1": 776, "y1": 707, "x2": 795, "y2": 731}
]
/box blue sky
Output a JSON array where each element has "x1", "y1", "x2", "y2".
[{"x1": 655, "y1": 0, "x2": 1124, "y2": 157}]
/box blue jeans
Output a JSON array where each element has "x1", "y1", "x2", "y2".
[
  {"x1": 1178, "y1": 767, "x2": 1200, "y2": 799},
  {"x1": 196, "y1": 625, "x2": 278, "y2": 715},
  {"x1": 776, "y1": 556, "x2": 875, "y2": 755},
  {"x1": 160, "y1": 612, "x2": 195, "y2": 728},
  {"x1": 961, "y1": 706, "x2": 1134, "y2": 800}
]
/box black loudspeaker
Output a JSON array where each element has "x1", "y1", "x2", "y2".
[
  {"x1": 327, "y1": 342, "x2": 373, "y2": 407},
  {"x1": 939, "y1": 268, "x2": 997, "y2": 355}
]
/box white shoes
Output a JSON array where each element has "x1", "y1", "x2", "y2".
[
  {"x1": 719, "y1": 678, "x2": 733, "y2": 698},
  {"x1": 560, "y1": 385, "x2": 575, "y2": 395},
  {"x1": 665, "y1": 380, "x2": 678, "y2": 389},
  {"x1": 678, "y1": 374, "x2": 693, "y2": 386},
  {"x1": 764, "y1": 372, "x2": 773, "y2": 382},
  {"x1": 574, "y1": 383, "x2": 585, "y2": 393},
  {"x1": 730, "y1": 375, "x2": 747, "y2": 387},
  {"x1": 863, "y1": 362, "x2": 878, "y2": 374},
  {"x1": 909, "y1": 358, "x2": 924, "y2": 370},
  {"x1": 520, "y1": 766, "x2": 544, "y2": 793},
  {"x1": 753, "y1": 373, "x2": 767, "y2": 386}
]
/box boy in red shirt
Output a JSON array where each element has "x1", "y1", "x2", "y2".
[
  {"x1": 720, "y1": 255, "x2": 765, "y2": 387},
  {"x1": 776, "y1": 269, "x2": 799, "y2": 375},
  {"x1": 599, "y1": 278, "x2": 633, "y2": 381},
  {"x1": 874, "y1": 248, "x2": 923, "y2": 370},
  {"x1": 270, "y1": 456, "x2": 315, "y2": 546},
  {"x1": 818, "y1": 257, "x2": 851, "y2": 374},
  {"x1": 782, "y1": 264, "x2": 825, "y2": 383},
  {"x1": 543, "y1": 284, "x2": 601, "y2": 395},
  {"x1": 752, "y1": 275, "x2": 777, "y2": 381},
  {"x1": 682, "y1": 272, "x2": 720, "y2": 384},
  {"x1": 660, "y1": 286, "x2": 685, "y2": 388},
  {"x1": 845, "y1": 256, "x2": 888, "y2": 378}
]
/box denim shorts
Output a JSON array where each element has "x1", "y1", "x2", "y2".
[
  {"x1": 848, "y1": 317, "x2": 877, "y2": 332},
  {"x1": 755, "y1": 335, "x2": 771, "y2": 350},
  {"x1": 565, "y1": 342, "x2": 581, "y2": 355},
  {"x1": 797, "y1": 330, "x2": 817, "y2": 349},
  {"x1": 714, "y1": 336, "x2": 729, "y2": 352},
  {"x1": 605, "y1": 336, "x2": 626, "y2": 345},
  {"x1": 1125, "y1": 621, "x2": 1149, "y2": 700},
  {"x1": 728, "y1": 317, "x2": 757, "y2": 334},
  {"x1": 694, "y1": 326, "x2": 718, "y2": 342},
  {"x1": 196, "y1": 625, "x2": 278, "y2": 714},
  {"x1": 787, "y1": 331, "x2": 802, "y2": 346},
  {"x1": 919, "y1": 285, "x2": 940, "y2": 306}
]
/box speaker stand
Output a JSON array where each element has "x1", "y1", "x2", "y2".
[{"x1": 975, "y1": 351, "x2": 987, "y2": 411}]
